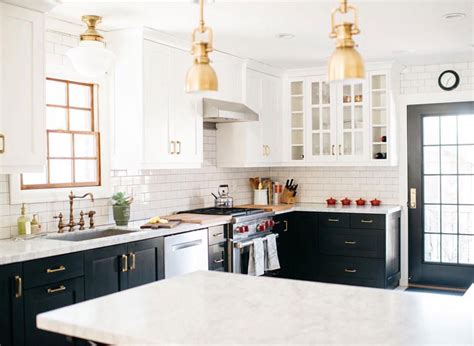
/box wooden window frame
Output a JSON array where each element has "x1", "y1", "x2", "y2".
[{"x1": 21, "y1": 78, "x2": 101, "y2": 190}]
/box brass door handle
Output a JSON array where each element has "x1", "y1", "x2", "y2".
[
  {"x1": 339, "y1": 144, "x2": 342, "y2": 155},
  {"x1": 410, "y1": 188, "x2": 417, "y2": 209},
  {"x1": 328, "y1": 218, "x2": 339, "y2": 222},
  {"x1": 47, "y1": 285, "x2": 66, "y2": 294},
  {"x1": 266, "y1": 145, "x2": 271, "y2": 156},
  {"x1": 0, "y1": 134, "x2": 4, "y2": 154},
  {"x1": 129, "y1": 253, "x2": 136, "y2": 271},
  {"x1": 283, "y1": 220, "x2": 288, "y2": 232},
  {"x1": 15, "y1": 276, "x2": 22, "y2": 298},
  {"x1": 176, "y1": 141, "x2": 181, "y2": 155},
  {"x1": 344, "y1": 268, "x2": 357, "y2": 273},
  {"x1": 213, "y1": 258, "x2": 224, "y2": 264},
  {"x1": 121, "y1": 254, "x2": 128, "y2": 272},
  {"x1": 344, "y1": 240, "x2": 357, "y2": 245},
  {"x1": 170, "y1": 141, "x2": 176, "y2": 154},
  {"x1": 46, "y1": 265, "x2": 66, "y2": 274},
  {"x1": 332, "y1": 144, "x2": 335, "y2": 156}
]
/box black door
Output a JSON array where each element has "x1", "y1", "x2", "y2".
[
  {"x1": 408, "y1": 102, "x2": 474, "y2": 288},
  {"x1": 23, "y1": 277, "x2": 84, "y2": 346},
  {"x1": 0, "y1": 264, "x2": 24, "y2": 346},
  {"x1": 84, "y1": 244, "x2": 128, "y2": 299},
  {"x1": 127, "y1": 238, "x2": 164, "y2": 288},
  {"x1": 292, "y1": 212, "x2": 319, "y2": 281}
]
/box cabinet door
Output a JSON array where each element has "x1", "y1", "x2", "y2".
[
  {"x1": 24, "y1": 277, "x2": 84, "y2": 346},
  {"x1": 289, "y1": 79, "x2": 305, "y2": 161},
  {"x1": 0, "y1": 264, "x2": 24, "y2": 346},
  {"x1": 272, "y1": 214, "x2": 294, "y2": 279},
  {"x1": 127, "y1": 238, "x2": 164, "y2": 289},
  {"x1": 169, "y1": 48, "x2": 203, "y2": 165},
  {"x1": 0, "y1": 4, "x2": 45, "y2": 173},
  {"x1": 142, "y1": 40, "x2": 174, "y2": 165},
  {"x1": 212, "y1": 52, "x2": 242, "y2": 103},
  {"x1": 292, "y1": 212, "x2": 319, "y2": 281},
  {"x1": 262, "y1": 74, "x2": 282, "y2": 164},
  {"x1": 244, "y1": 68, "x2": 265, "y2": 164},
  {"x1": 306, "y1": 78, "x2": 337, "y2": 162},
  {"x1": 336, "y1": 81, "x2": 368, "y2": 162},
  {"x1": 84, "y1": 244, "x2": 128, "y2": 299}
]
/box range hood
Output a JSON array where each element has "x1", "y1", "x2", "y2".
[{"x1": 202, "y1": 98, "x2": 258, "y2": 123}]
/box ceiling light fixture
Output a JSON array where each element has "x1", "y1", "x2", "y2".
[
  {"x1": 327, "y1": 0, "x2": 365, "y2": 82},
  {"x1": 185, "y1": 0, "x2": 218, "y2": 93},
  {"x1": 443, "y1": 12, "x2": 466, "y2": 20},
  {"x1": 277, "y1": 33, "x2": 295, "y2": 40},
  {"x1": 66, "y1": 15, "x2": 115, "y2": 78}
]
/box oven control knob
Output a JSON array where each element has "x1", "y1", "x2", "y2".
[
  {"x1": 239, "y1": 227, "x2": 246, "y2": 233},
  {"x1": 269, "y1": 220, "x2": 275, "y2": 227},
  {"x1": 265, "y1": 220, "x2": 274, "y2": 227},
  {"x1": 257, "y1": 224, "x2": 266, "y2": 232},
  {"x1": 243, "y1": 225, "x2": 249, "y2": 232}
]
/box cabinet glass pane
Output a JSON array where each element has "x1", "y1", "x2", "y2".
[
  {"x1": 424, "y1": 175, "x2": 440, "y2": 203},
  {"x1": 424, "y1": 233, "x2": 440, "y2": 262},
  {"x1": 424, "y1": 146, "x2": 440, "y2": 174},
  {"x1": 291, "y1": 82, "x2": 303, "y2": 95},
  {"x1": 322, "y1": 133, "x2": 331, "y2": 156},
  {"x1": 291, "y1": 146, "x2": 304, "y2": 160},
  {"x1": 291, "y1": 113, "x2": 303, "y2": 128},
  {"x1": 372, "y1": 92, "x2": 386, "y2": 108},
  {"x1": 459, "y1": 145, "x2": 474, "y2": 174},
  {"x1": 441, "y1": 205, "x2": 457, "y2": 234},
  {"x1": 75, "y1": 160, "x2": 97, "y2": 183},
  {"x1": 291, "y1": 96, "x2": 303, "y2": 112},
  {"x1": 322, "y1": 82, "x2": 330, "y2": 104},
  {"x1": 459, "y1": 206, "x2": 474, "y2": 234},
  {"x1": 440, "y1": 146, "x2": 457, "y2": 174},
  {"x1": 322, "y1": 107, "x2": 330, "y2": 130},
  {"x1": 459, "y1": 236, "x2": 474, "y2": 264},
  {"x1": 458, "y1": 115, "x2": 474, "y2": 144},
  {"x1": 343, "y1": 132, "x2": 352, "y2": 155},
  {"x1": 372, "y1": 127, "x2": 387, "y2": 143},
  {"x1": 292, "y1": 130, "x2": 304, "y2": 145},
  {"x1": 423, "y1": 116, "x2": 440, "y2": 145},
  {"x1": 343, "y1": 85, "x2": 351, "y2": 103},
  {"x1": 312, "y1": 108, "x2": 320, "y2": 130},
  {"x1": 425, "y1": 205, "x2": 440, "y2": 233},
  {"x1": 354, "y1": 84, "x2": 363, "y2": 102},
  {"x1": 46, "y1": 80, "x2": 67, "y2": 106},
  {"x1": 70, "y1": 109, "x2": 92, "y2": 131},
  {"x1": 46, "y1": 107, "x2": 67, "y2": 130},
  {"x1": 372, "y1": 75, "x2": 386, "y2": 89},
  {"x1": 343, "y1": 106, "x2": 352, "y2": 129},
  {"x1": 69, "y1": 83, "x2": 91, "y2": 109},
  {"x1": 49, "y1": 159, "x2": 72, "y2": 183},
  {"x1": 354, "y1": 106, "x2": 363, "y2": 129},
  {"x1": 48, "y1": 132, "x2": 72, "y2": 158},
  {"x1": 440, "y1": 116, "x2": 457, "y2": 145},
  {"x1": 441, "y1": 175, "x2": 457, "y2": 204},
  {"x1": 372, "y1": 109, "x2": 387, "y2": 125},
  {"x1": 311, "y1": 82, "x2": 320, "y2": 105},
  {"x1": 354, "y1": 132, "x2": 363, "y2": 156},
  {"x1": 441, "y1": 235, "x2": 458, "y2": 263},
  {"x1": 312, "y1": 133, "x2": 320, "y2": 156}
]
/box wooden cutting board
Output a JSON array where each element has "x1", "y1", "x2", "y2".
[
  {"x1": 140, "y1": 221, "x2": 181, "y2": 229},
  {"x1": 162, "y1": 213, "x2": 232, "y2": 225},
  {"x1": 237, "y1": 204, "x2": 295, "y2": 213}
]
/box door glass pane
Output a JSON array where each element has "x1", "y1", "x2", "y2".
[
  {"x1": 312, "y1": 108, "x2": 320, "y2": 131},
  {"x1": 311, "y1": 82, "x2": 320, "y2": 105},
  {"x1": 441, "y1": 205, "x2": 457, "y2": 234},
  {"x1": 424, "y1": 175, "x2": 440, "y2": 203},
  {"x1": 49, "y1": 159, "x2": 72, "y2": 184},
  {"x1": 354, "y1": 132, "x2": 363, "y2": 156},
  {"x1": 424, "y1": 234, "x2": 440, "y2": 262},
  {"x1": 458, "y1": 115, "x2": 474, "y2": 144},
  {"x1": 75, "y1": 160, "x2": 97, "y2": 183},
  {"x1": 424, "y1": 205, "x2": 440, "y2": 233},
  {"x1": 343, "y1": 132, "x2": 352, "y2": 155},
  {"x1": 321, "y1": 82, "x2": 330, "y2": 104},
  {"x1": 69, "y1": 83, "x2": 91, "y2": 108},
  {"x1": 440, "y1": 116, "x2": 457, "y2": 145},
  {"x1": 46, "y1": 80, "x2": 67, "y2": 106},
  {"x1": 441, "y1": 235, "x2": 457, "y2": 263},
  {"x1": 322, "y1": 107, "x2": 330, "y2": 130},
  {"x1": 372, "y1": 75, "x2": 386, "y2": 89},
  {"x1": 354, "y1": 83, "x2": 362, "y2": 102},
  {"x1": 459, "y1": 236, "x2": 474, "y2": 264},
  {"x1": 70, "y1": 109, "x2": 92, "y2": 131},
  {"x1": 459, "y1": 206, "x2": 474, "y2": 234},
  {"x1": 423, "y1": 116, "x2": 439, "y2": 145},
  {"x1": 343, "y1": 106, "x2": 352, "y2": 129},
  {"x1": 441, "y1": 175, "x2": 457, "y2": 204},
  {"x1": 458, "y1": 145, "x2": 474, "y2": 174},
  {"x1": 48, "y1": 132, "x2": 72, "y2": 158},
  {"x1": 440, "y1": 146, "x2": 457, "y2": 174},
  {"x1": 312, "y1": 133, "x2": 320, "y2": 156},
  {"x1": 322, "y1": 133, "x2": 331, "y2": 156},
  {"x1": 424, "y1": 146, "x2": 440, "y2": 174},
  {"x1": 459, "y1": 175, "x2": 474, "y2": 204},
  {"x1": 46, "y1": 108, "x2": 67, "y2": 130}
]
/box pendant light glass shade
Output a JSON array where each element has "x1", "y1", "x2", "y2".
[{"x1": 66, "y1": 15, "x2": 115, "y2": 78}]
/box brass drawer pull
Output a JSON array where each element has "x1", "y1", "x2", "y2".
[
  {"x1": 47, "y1": 285, "x2": 66, "y2": 294},
  {"x1": 15, "y1": 276, "x2": 22, "y2": 298},
  {"x1": 344, "y1": 268, "x2": 357, "y2": 273},
  {"x1": 361, "y1": 219, "x2": 374, "y2": 224},
  {"x1": 46, "y1": 265, "x2": 66, "y2": 274},
  {"x1": 212, "y1": 232, "x2": 223, "y2": 237},
  {"x1": 0, "y1": 134, "x2": 5, "y2": 154},
  {"x1": 121, "y1": 254, "x2": 128, "y2": 272},
  {"x1": 176, "y1": 141, "x2": 182, "y2": 155},
  {"x1": 129, "y1": 253, "x2": 136, "y2": 271},
  {"x1": 328, "y1": 218, "x2": 339, "y2": 222},
  {"x1": 344, "y1": 240, "x2": 357, "y2": 245},
  {"x1": 213, "y1": 258, "x2": 224, "y2": 264},
  {"x1": 283, "y1": 220, "x2": 288, "y2": 232}
]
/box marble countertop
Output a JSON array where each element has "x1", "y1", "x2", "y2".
[
  {"x1": 0, "y1": 218, "x2": 230, "y2": 265},
  {"x1": 274, "y1": 202, "x2": 402, "y2": 215},
  {"x1": 37, "y1": 271, "x2": 473, "y2": 345}
]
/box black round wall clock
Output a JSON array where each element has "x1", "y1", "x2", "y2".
[{"x1": 438, "y1": 70, "x2": 460, "y2": 91}]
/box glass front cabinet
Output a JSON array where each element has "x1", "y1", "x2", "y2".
[{"x1": 287, "y1": 67, "x2": 398, "y2": 166}]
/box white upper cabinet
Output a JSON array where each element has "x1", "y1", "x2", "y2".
[
  {"x1": 212, "y1": 52, "x2": 243, "y2": 103},
  {"x1": 108, "y1": 28, "x2": 202, "y2": 170},
  {"x1": 216, "y1": 65, "x2": 283, "y2": 167},
  {"x1": 0, "y1": 3, "x2": 45, "y2": 174}
]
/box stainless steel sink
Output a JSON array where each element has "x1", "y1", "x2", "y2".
[{"x1": 47, "y1": 228, "x2": 137, "y2": 242}]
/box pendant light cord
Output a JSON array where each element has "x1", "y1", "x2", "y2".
[{"x1": 199, "y1": 0, "x2": 205, "y2": 33}]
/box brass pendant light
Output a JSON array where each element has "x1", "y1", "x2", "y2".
[
  {"x1": 185, "y1": 0, "x2": 218, "y2": 93},
  {"x1": 328, "y1": 0, "x2": 365, "y2": 82}
]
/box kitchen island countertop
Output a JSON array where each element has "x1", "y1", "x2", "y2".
[{"x1": 37, "y1": 271, "x2": 473, "y2": 345}]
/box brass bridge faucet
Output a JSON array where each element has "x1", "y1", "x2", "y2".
[{"x1": 66, "y1": 191, "x2": 95, "y2": 232}]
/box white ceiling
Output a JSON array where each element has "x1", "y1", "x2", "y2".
[{"x1": 50, "y1": 0, "x2": 474, "y2": 68}]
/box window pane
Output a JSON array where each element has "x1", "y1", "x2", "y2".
[
  {"x1": 459, "y1": 206, "x2": 474, "y2": 234},
  {"x1": 22, "y1": 171, "x2": 47, "y2": 185},
  {"x1": 75, "y1": 160, "x2": 97, "y2": 183},
  {"x1": 441, "y1": 175, "x2": 457, "y2": 204},
  {"x1": 70, "y1": 109, "x2": 92, "y2": 131},
  {"x1": 441, "y1": 205, "x2": 457, "y2": 234},
  {"x1": 459, "y1": 175, "x2": 474, "y2": 204},
  {"x1": 424, "y1": 176, "x2": 440, "y2": 203},
  {"x1": 423, "y1": 116, "x2": 439, "y2": 145},
  {"x1": 49, "y1": 159, "x2": 72, "y2": 184},
  {"x1": 441, "y1": 234, "x2": 458, "y2": 263},
  {"x1": 440, "y1": 116, "x2": 457, "y2": 145},
  {"x1": 458, "y1": 145, "x2": 474, "y2": 174},
  {"x1": 459, "y1": 236, "x2": 474, "y2": 264},
  {"x1": 458, "y1": 115, "x2": 474, "y2": 144},
  {"x1": 74, "y1": 134, "x2": 96, "y2": 158},
  {"x1": 69, "y1": 83, "x2": 91, "y2": 108},
  {"x1": 424, "y1": 233, "x2": 440, "y2": 262},
  {"x1": 48, "y1": 132, "x2": 72, "y2": 158},
  {"x1": 440, "y1": 146, "x2": 457, "y2": 174},
  {"x1": 46, "y1": 107, "x2": 67, "y2": 130},
  {"x1": 423, "y1": 146, "x2": 440, "y2": 174},
  {"x1": 46, "y1": 80, "x2": 67, "y2": 106},
  {"x1": 424, "y1": 205, "x2": 440, "y2": 233}
]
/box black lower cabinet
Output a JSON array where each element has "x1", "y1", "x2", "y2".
[
  {"x1": 24, "y1": 277, "x2": 84, "y2": 346},
  {"x1": 128, "y1": 238, "x2": 164, "y2": 288},
  {"x1": 0, "y1": 263, "x2": 24, "y2": 346}
]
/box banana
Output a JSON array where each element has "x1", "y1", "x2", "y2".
[{"x1": 147, "y1": 216, "x2": 169, "y2": 224}]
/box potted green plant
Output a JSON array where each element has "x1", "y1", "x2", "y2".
[{"x1": 111, "y1": 192, "x2": 133, "y2": 226}]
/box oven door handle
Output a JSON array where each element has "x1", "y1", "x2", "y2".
[{"x1": 233, "y1": 233, "x2": 279, "y2": 249}]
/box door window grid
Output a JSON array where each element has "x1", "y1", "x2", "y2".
[
  {"x1": 422, "y1": 114, "x2": 474, "y2": 265},
  {"x1": 21, "y1": 78, "x2": 101, "y2": 190}
]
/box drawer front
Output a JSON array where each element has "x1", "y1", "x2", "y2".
[
  {"x1": 351, "y1": 214, "x2": 385, "y2": 229},
  {"x1": 24, "y1": 252, "x2": 84, "y2": 289},
  {"x1": 208, "y1": 225, "x2": 226, "y2": 246},
  {"x1": 319, "y1": 255, "x2": 384, "y2": 288},
  {"x1": 319, "y1": 213, "x2": 350, "y2": 228},
  {"x1": 319, "y1": 228, "x2": 385, "y2": 258},
  {"x1": 208, "y1": 243, "x2": 226, "y2": 271}
]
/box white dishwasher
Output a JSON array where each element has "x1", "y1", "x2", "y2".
[{"x1": 164, "y1": 229, "x2": 209, "y2": 279}]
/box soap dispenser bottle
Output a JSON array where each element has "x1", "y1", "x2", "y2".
[{"x1": 17, "y1": 203, "x2": 31, "y2": 235}]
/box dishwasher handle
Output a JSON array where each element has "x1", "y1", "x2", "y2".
[{"x1": 172, "y1": 239, "x2": 203, "y2": 251}]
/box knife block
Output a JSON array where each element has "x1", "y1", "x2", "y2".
[{"x1": 280, "y1": 188, "x2": 296, "y2": 204}]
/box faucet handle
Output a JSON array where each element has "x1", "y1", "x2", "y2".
[
  {"x1": 78, "y1": 211, "x2": 86, "y2": 230},
  {"x1": 88, "y1": 210, "x2": 96, "y2": 229},
  {"x1": 54, "y1": 213, "x2": 65, "y2": 233}
]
